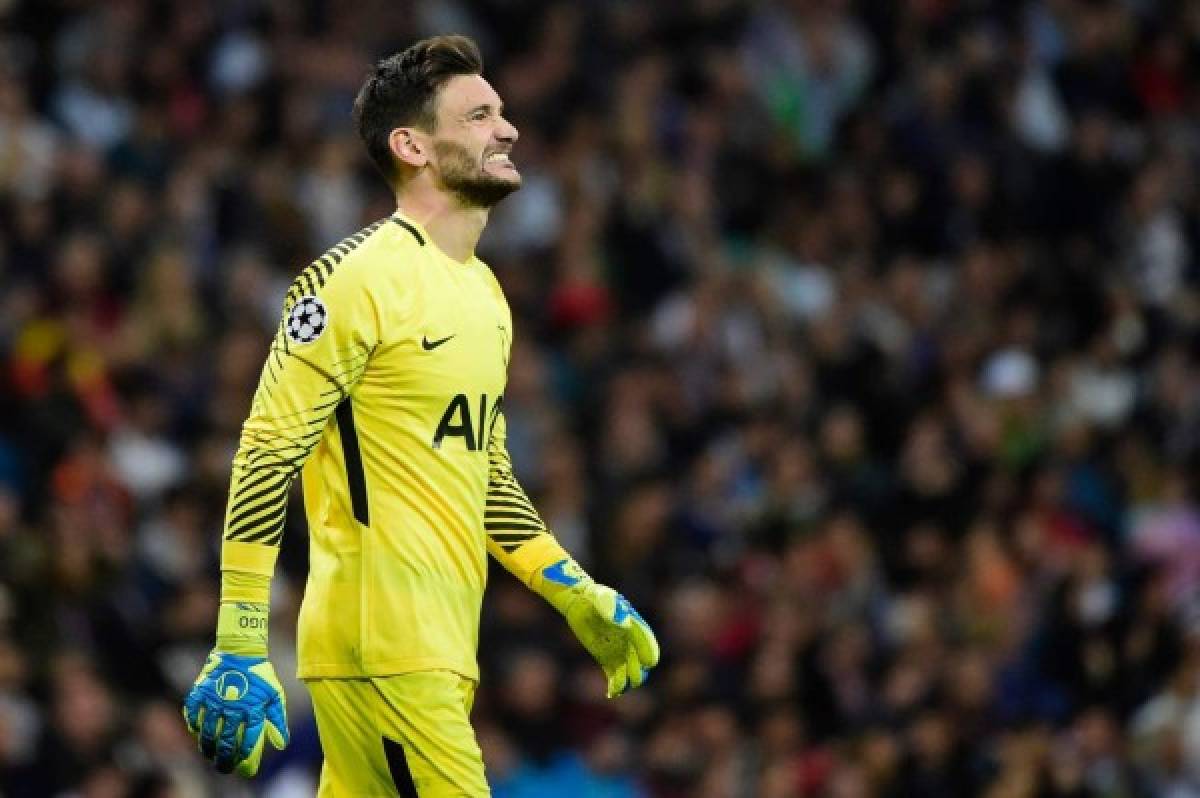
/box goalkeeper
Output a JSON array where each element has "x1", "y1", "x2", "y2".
[{"x1": 181, "y1": 34, "x2": 659, "y2": 796}]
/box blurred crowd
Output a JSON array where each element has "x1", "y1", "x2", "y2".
[{"x1": 2, "y1": 0, "x2": 1200, "y2": 796}]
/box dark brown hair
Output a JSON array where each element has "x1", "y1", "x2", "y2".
[{"x1": 352, "y1": 35, "x2": 483, "y2": 185}]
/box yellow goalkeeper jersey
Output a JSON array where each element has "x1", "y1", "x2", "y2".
[{"x1": 220, "y1": 211, "x2": 561, "y2": 681}]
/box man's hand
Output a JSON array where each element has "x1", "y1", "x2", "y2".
[
  {"x1": 542, "y1": 559, "x2": 661, "y2": 698},
  {"x1": 182, "y1": 651, "x2": 290, "y2": 777}
]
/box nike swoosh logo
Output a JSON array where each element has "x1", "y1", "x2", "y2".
[{"x1": 421, "y1": 334, "x2": 456, "y2": 351}]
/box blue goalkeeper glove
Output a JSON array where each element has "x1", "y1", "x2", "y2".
[
  {"x1": 182, "y1": 603, "x2": 289, "y2": 777},
  {"x1": 540, "y1": 559, "x2": 660, "y2": 698}
]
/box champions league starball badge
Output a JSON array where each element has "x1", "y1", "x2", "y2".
[{"x1": 286, "y1": 296, "x2": 328, "y2": 344}]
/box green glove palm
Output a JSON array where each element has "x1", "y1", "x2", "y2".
[{"x1": 542, "y1": 559, "x2": 660, "y2": 698}]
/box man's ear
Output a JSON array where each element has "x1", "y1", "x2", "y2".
[{"x1": 389, "y1": 128, "x2": 428, "y2": 169}]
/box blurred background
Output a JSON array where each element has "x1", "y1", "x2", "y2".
[{"x1": 1, "y1": 0, "x2": 1200, "y2": 796}]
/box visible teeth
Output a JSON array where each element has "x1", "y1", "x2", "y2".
[{"x1": 486, "y1": 153, "x2": 510, "y2": 163}]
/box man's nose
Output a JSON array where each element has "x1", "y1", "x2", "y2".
[{"x1": 497, "y1": 116, "x2": 518, "y2": 143}]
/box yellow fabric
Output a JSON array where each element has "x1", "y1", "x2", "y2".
[
  {"x1": 308, "y1": 672, "x2": 487, "y2": 797},
  {"x1": 220, "y1": 569, "x2": 272, "y2": 604},
  {"x1": 222, "y1": 541, "x2": 280, "y2": 578},
  {"x1": 498, "y1": 534, "x2": 574, "y2": 593},
  {"x1": 219, "y1": 211, "x2": 566, "y2": 681}
]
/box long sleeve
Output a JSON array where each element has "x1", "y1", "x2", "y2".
[
  {"x1": 221, "y1": 232, "x2": 382, "y2": 578},
  {"x1": 483, "y1": 406, "x2": 577, "y2": 590},
  {"x1": 483, "y1": 398, "x2": 660, "y2": 697}
]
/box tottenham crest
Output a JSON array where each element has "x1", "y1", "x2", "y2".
[{"x1": 287, "y1": 295, "x2": 327, "y2": 344}]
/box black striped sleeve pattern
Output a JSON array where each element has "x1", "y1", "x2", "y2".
[
  {"x1": 223, "y1": 345, "x2": 370, "y2": 547},
  {"x1": 281, "y1": 220, "x2": 386, "y2": 314},
  {"x1": 485, "y1": 442, "x2": 549, "y2": 554},
  {"x1": 222, "y1": 220, "x2": 385, "y2": 549}
]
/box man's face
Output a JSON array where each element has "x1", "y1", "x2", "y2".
[{"x1": 427, "y1": 74, "x2": 520, "y2": 208}]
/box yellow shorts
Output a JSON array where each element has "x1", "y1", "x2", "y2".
[{"x1": 307, "y1": 671, "x2": 489, "y2": 797}]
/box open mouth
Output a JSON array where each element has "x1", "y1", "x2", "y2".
[{"x1": 484, "y1": 152, "x2": 516, "y2": 170}]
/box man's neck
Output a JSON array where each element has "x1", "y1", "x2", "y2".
[{"x1": 395, "y1": 192, "x2": 488, "y2": 263}]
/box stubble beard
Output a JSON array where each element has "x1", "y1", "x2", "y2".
[{"x1": 433, "y1": 139, "x2": 520, "y2": 209}]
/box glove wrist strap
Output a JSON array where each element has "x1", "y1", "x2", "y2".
[
  {"x1": 535, "y1": 557, "x2": 594, "y2": 615},
  {"x1": 216, "y1": 601, "x2": 269, "y2": 656}
]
